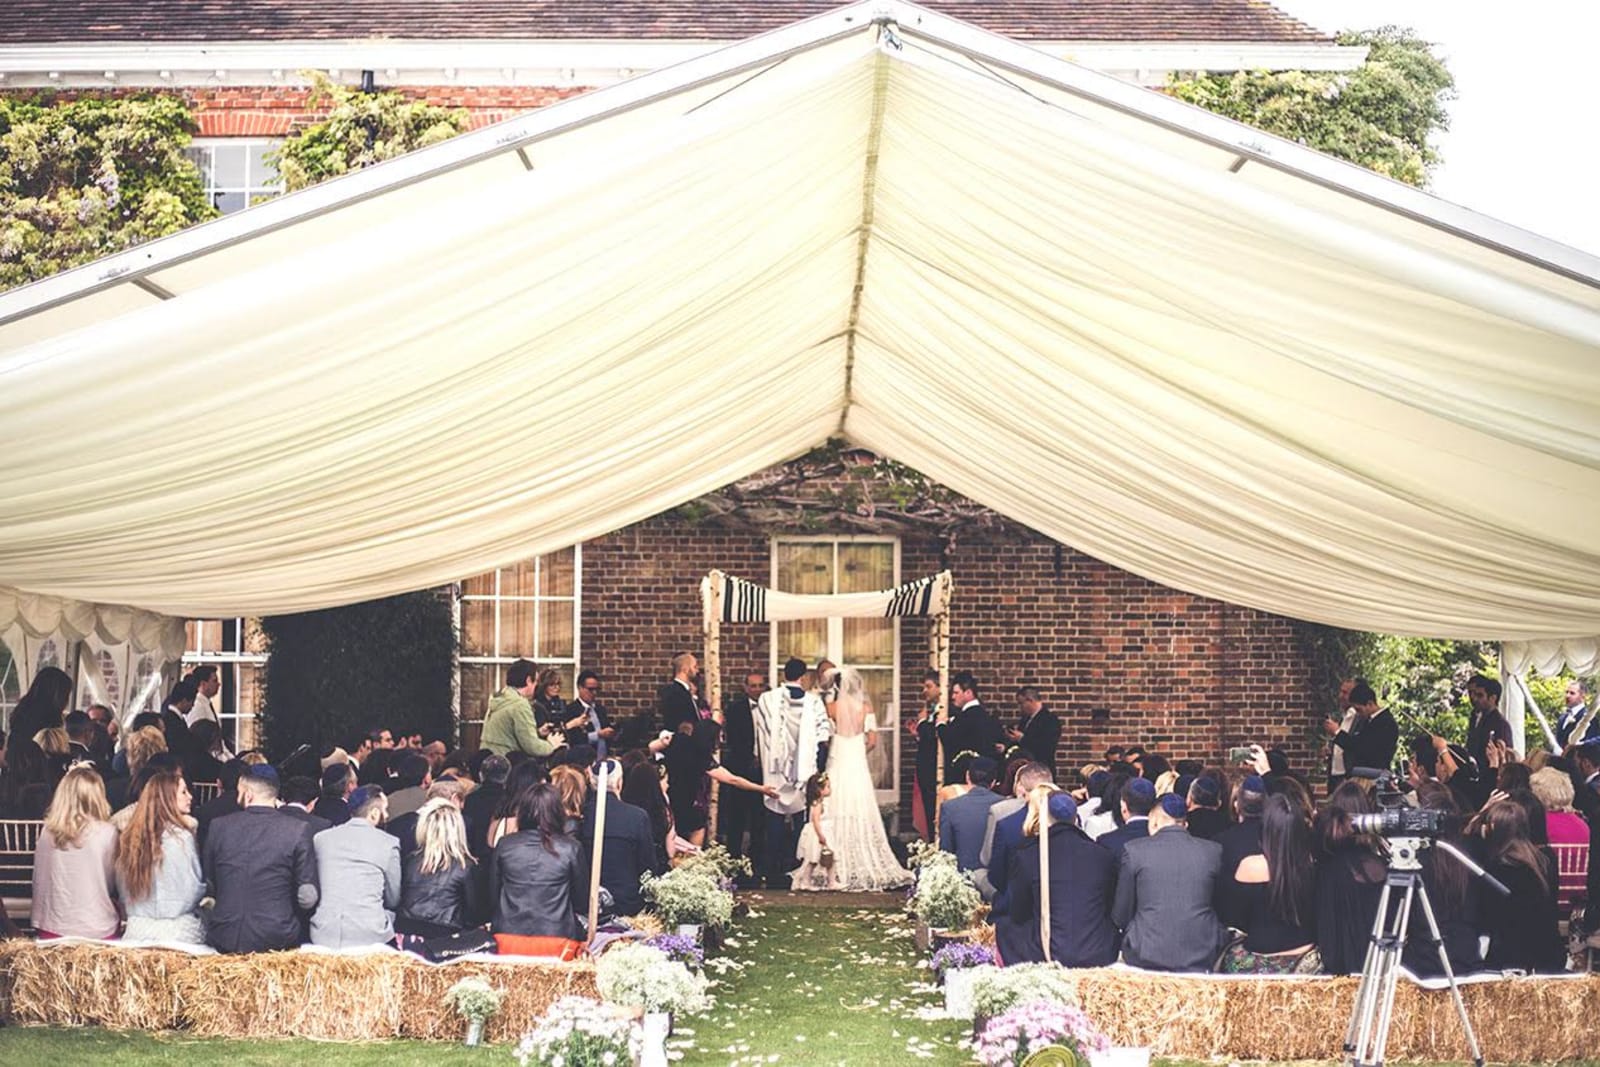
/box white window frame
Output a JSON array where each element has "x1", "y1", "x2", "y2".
[
  {"x1": 186, "y1": 137, "x2": 286, "y2": 214},
  {"x1": 455, "y1": 546, "x2": 584, "y2": 726},
  {"x1": 180, "y1": 618, "x2": 269, "y2": 751},
  {"x1": 770, "y1": 534, "x2": 901, "y2": 805}
]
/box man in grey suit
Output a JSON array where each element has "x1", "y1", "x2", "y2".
[
  {"x1": 975, "y1": 761, "x2": 1053, "y2": 900},
  {"x1": 310, "y1": 786, "x2": 402, "y2": 949},
  {"x1": 939, "y1": 757, "x2": 1005, "y2": 871},
  {"x1": 1112, "y1": 793, "x2": 1226, "y2": 972}
]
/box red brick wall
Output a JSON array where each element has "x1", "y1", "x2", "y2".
[{"x1": 577, "y1": 513, "x2": 1318, "y2": 817}]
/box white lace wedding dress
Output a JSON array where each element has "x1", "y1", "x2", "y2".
[{"x1": 824, "y1": 670, "x2": 912, "y2": 891}]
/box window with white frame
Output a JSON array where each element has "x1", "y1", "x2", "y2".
[
  {"x1": 457, "y1": 547, "x2": 582, "y2": 744},
  {"x1": 771, "y1": 536, "x2": 900, "y2": 800},
  {"x1": 185, "y1": 138, "x2": 284, "y2": 214},
  {"x1": 181, "y1": 618, "x2": 268, "y2": 750}
]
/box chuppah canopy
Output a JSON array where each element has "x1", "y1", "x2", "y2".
[{"x1": 1, "y1": 1, "x2": 1598, "y2": 643}]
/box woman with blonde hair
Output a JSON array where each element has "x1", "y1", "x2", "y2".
[
  {"x1": 1530, "y1": 765, "x2": 1590, "y2": 909},
  {"x1": 549, "y1": 764, "x2": 588, "y2": 831},
  {"x1": 115, "y1": 768, "x2": 205, "y2": 942},
  {"x1": 397, "y1": 798, "x2": 485, "y2": 937},
  {"x1": 32, "y1": 765, "x2": 119, "y2": 939}
]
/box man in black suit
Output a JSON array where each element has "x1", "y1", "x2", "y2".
[
  {"x1": 1112, "y1": 793, "x2": 1227, "y2": 971},
  {"x1": 657, "y1": 652, "x2": 701, "y2": 734},
  {"x1": 203, "y1": 766, "x2": 319, "y2": 953},
  {"x1": 1329, "y1": 681, "x2": 1399, "y2": 776},
  {"x1": 580, "y1": 762, "x2": 662, "y2": 916},
  {"x1": 937, "y1": 671, "x2": 1005, "y2": 782},
  {"x1": 1007, "y1": 685, "x2": 1062, "y2": 773},
  {"x1": 194, "y1": 758, "x2": 250, "y2": 851},
  {"x1": 464, "y1": 754, "x2": 509, "y2": 861},
  {"x1": 718, "y1": 671, "x2": 766, "y2": 864},
  {"x1": 568, "y1": 670, "x2": 617, "y2": 754},
  {"x1": 280, "y1": 775, "x2": 333, "y2": 835},
  {"x1": 1096, "y1": 777, "x2": 1156, "y2": 859}
]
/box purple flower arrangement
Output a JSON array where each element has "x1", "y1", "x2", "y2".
[
  {"x1": 644, "y1": 932, "x2": 705, "y2": 970},
  {"x1": 974, "y1": 1000, "x2": 1111, "y2": 1067},
  {"x1": 930, "y1": 941, "x2": 996, "y2": 983}
]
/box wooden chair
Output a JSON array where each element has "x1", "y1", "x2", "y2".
[
  {"x1": 0, "y1": 819, "x2": 44, "y2": 922},
  {"x1": 1552, "y1": 841, "x2": 1589, "y2": 912},
  {"x1": 191, "y1": 781, "x2": 223, "y2": 804}
]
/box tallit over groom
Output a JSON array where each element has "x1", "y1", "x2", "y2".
[{"x1": 754, "y1": 657, "x2": 833, "y2": 890}]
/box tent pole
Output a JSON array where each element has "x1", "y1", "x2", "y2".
[
  {"x1": 935, "y1": 610, "x2": 951, "y2": 788},
  {"x1": 586, "y1": 761, "x2": 609, "y2": 951},
  {"x1": 1510, "y1": 669, "x2": 1561, "y2": 752},
  {"x1": 704, "y1": 574, "x2": 723, "y2": 839}
]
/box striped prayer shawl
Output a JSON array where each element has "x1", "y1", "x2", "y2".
[{"x1": 711, "y1": 570, "x2": 952, "y2": 624}]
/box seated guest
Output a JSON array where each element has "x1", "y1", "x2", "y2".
[
  {"x1": 1081, "y1": 768, "x2": 1130, "y2": 840},
  {"x1": 1314, "y1": 780, "x2": 1386, "y2": 975},
  {"x1": 489, "y1": 782, "x2": 585, "y2": 939},
  {"x1": 1219, "y1": 794, "x2": 1317, "y2": 972},
  {"x1": 939, "y1": 757, "x2": 1004, "y2": 871},
  {"x1": 34, "y1": 726, "x2": 76, "y2": 779},
  {"x1": 1401, "y1": 782, "x2": 1483, "y2": 977},
  {"x1": 106, "y1": 726, "x2": 168, "y2": 815},
  {"x1": 398, "y1": 798, "x2": 487, "y2": 937},
  {"x1": 580, "y1": 760, "x2": 661, "y2": 917},
  {"x1": 387, "y1": 778, "x2": 470, "y2": 861},
  {"x1": 1112, "y1": 793, "x2": 1226, "y2": 971},
  {"x1": 31, "y1": 765, "x2": 120, "y2": 939},
  {"x1": 1185, "y1": 775, "x2": 1228, "y2": 841},
  {"x1": 996, "y1": 789, "x2": 1117, "y2": 968},
  {"x1": 314, "y1": 762, "x2": 356, "y2": 826},
  {"x1": 204, "y1": 767, "x2": 319, "y2": 953},
  {"x1": 977, "y1": 762, "x2": 1054, "y2": 905},
  {"x1": 280, "y1": 775, "x2": 333, "y2": 835},
  {"x1": 386, "y1": 753, "x2": 433, "y2": 820},
  {"x1": 464, "y1": 754, "x2": 510, "y2": 861},
  {"x1": 1217, "y1": 775, "x2": 1267, "y2": 888},
  {"x1": 184, "y1": 720, "x2": 230, "y2": 786},
  {"x1": 934, "y1": 752, "x2": 977, "y2": 835},
  {"x1": 62, "y1": 711, "x2": 102, "y2": 771},
  {"x1": 115, "y1": 768, "x2": 205, "y2": 943},
  {"x1": 622, "y1": 761, "x2": 673, "y2": 873},
  {"x1": 310, "y1": 786, "x2": 402, "y2": 949},
  {"x1": 1531, "y1": 766, "x2": 1590, "y2": 910},
  {"x1": 195, "y1": 755, "x2": 267, "y2": 850},
  {"x1": 550, "y1": 764, "x2": 588, "y2": 833},
  {"x1": 1097, "y1": 777, "x2": 1158, "y2": 859},
  {"x1": 1473, "y1": 799, "x2": 1565, "y2": 972},
  {"x1": 110, "y1": 752, "x2": 184, "y2": 831},
  {"x1": 1, "y1": 737, "x2": 60, "y2": 819}
]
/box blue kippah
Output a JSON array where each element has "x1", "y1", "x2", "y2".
[
  {"x1": 1126, "y1": 777, "x2": 1156, "y2": 800},
  {"x1": 1047, "y1": 793, "x2": 1078, "y2": 824},
  {"x1": 1242, "y1": 775, "x2": 1267, "y2": 794},
  {"x1": 246, "y1": 764, "x2": 279, "y2": 785},
  {"x1": 1159, "y1": 793, "x2": 1188, "y2": 819},
  {"x1": 1087, "y1": 770, "x2": 1110, "y2": 792}
]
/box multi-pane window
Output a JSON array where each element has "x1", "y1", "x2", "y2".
[
  {"x1": 181, "y1": 618, "x2": 268, "y2": 750},
  {"x1": 0, "y1": 637, "x2": 22, "y2": 725},
  {"x1": 458, "y1": 547, "x2": 582, "y2": 746},
  {"x1": 772, "y1": 537, "x2": 900, "y2": 798},
  {"x1": 185, "y1": 139, "x2": 284, "y2": 214}
]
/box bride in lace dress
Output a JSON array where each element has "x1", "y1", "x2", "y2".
[{"x1": 821, "y1": 667, "x2": 911, "y2": 891}]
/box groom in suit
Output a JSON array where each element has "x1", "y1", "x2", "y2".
[{"x1": 754, "y1": 658, "x2": 830, "y2": 890}]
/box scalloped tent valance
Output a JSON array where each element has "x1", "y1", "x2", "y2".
[
  {"x1": 0, "y1": 2, "x2": 1597, "y2": 642},
  {"x1": 0, "y1": 586, "x2": 186, "y2": 660}
]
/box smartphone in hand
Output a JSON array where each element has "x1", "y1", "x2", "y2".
[{"x1": 1228, "y1": 746, "x2": 1252, "y2": 763}]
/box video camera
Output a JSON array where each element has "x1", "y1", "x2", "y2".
[{"x1": 1345, "y1": 768, "x2": 1455, "y2": 839}]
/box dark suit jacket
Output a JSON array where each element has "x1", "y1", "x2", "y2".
[
  {"x1": 937, "y1": 703, "x2": 1004, "y2": 780},
  {"x1": 1096, "y1": 816, "x2": 1150, "y2": 860},
  {"x1": 986, "y1": 806, "x2": 1029, "y2": 913},
  {"x1": 721, "y1": 695, "x2": 758, "y2": 777},
  {"x1": 1112, "y1": 825, "x2": 1226, "y2": 972},
  {"x1": 580, "y1": 793, "x2": 660, "y2": 916},
  {"x1": 193, "y1": 794, "x2": 241, "y2": 852},
  {"x1": 1332, "y1": 709, "x2": 1399, "y2": 775},
  {"x1": 567, "y1": 698, "x2": 613, "y2": 751},
  {"x1": 463, "y1": 781, "x2": 504, "y2": 861},
  {"x1": 281, "y1": 805, "x2": 333, "y2": 837},
  {"x1": 996, "y1": 824, "x2": 1118, "y2": 968},
  {"x1": 1017, "y1": 706, "x2": 1063, "y2": 771},
  {"x1": 939, "y1": 786, "x2": 1004, "y2": 871},
  {"x1": 203, "y1": 806, "x2": 319, "y2": 953},
  {"x1": 312, "y1": 795, "x2": 351, "y2": 826},
  {"x1": 657, "y1": 681, "x2": 698, "y2": 735}
]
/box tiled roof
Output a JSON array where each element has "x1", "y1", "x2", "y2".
[{"x1": 0, "y1": 1, "x2": 1333, "y2": 45}]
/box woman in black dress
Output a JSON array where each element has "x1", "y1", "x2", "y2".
[
  {"x1": 659, "y1": 718, "x2": 772, "y2": 849},
  {"x1": 1402, "y1": 782, "x2": 1484, "y2": 976},
  {"x1": 1219, "y1": 793, "x2": 1318, "y2": 972},
  {"x1": 1473, "y1": 799, "x2": 1565, "y2": 972},
  {"x1": 1313, "y1": 780, "x2": 1387, "y2": 975}
]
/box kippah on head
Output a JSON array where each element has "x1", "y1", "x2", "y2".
[
  {"x1": 1047, "y1": 792, "x2": 1078, "y2": 825},
  {"x1": 1242, "y1": 775, "x2": 1267, "y2": 794},
  {"x1": 320, "y1": 763, "x2": 350, "y2": 790},
  {"x1": 1159, "y1": 793, "x2": 1188, "y2": 819},
  {"x1": 1126, "y1": 777, "x2": 1156, "y2": 801},
  {"x1": 1189, "y1": 776, "x2": 1222, "y2": 808},
  {"x1": 246, "y1": 764, "x2": 280, "y2": 786},
  {"x1": 1087, "y1": 770, "x2": 1110, "y2": 792}
]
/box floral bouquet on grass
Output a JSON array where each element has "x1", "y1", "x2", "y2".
[
  {"x1": 444, "y1": 975, "x2": 506, "y2": 1024},
  {"x1": 595, "y1": 941, "x2": 712, "y2": 1015},
  {"x1": 514, "y1": 996, "x2": 639, "y2": 1067},
  {"x1": 975, "y1": 1000, "x2": 1110, "y2": 1067},
  {"x1": 673, "y1": 841, "x2": 752, "y2": 889},
  {"x1": 644, "y1": 931, "x2": 705, "y2": 970},
  {"x1": 641, "y1": 865, "x2": 734, "y2": 929},
  {"x1": 905, "y1": 844, "x2": 981, "y2": 931},
  {"x1": 931, "y1": 941, "x2": 996, "y2": 983},
  {"x1": 970, "y1": 962, "x2": 1082, "y2": 1020}
]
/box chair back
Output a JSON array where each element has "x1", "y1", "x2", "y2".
[
  {"x1": 191, "y1": 781, "x2": 223, "y2": 804},
  {"x1": 1552, "y1": 841, "x2": 1589, "y2": 911},
  {"x1": 0, "y1": 819, "x2": 44, "y2": 921}
]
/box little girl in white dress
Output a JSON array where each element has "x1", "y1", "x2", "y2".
[{"x1": 794, "y1": 773, "x2": 837, "y2": 891}]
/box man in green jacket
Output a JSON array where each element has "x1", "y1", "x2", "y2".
[{"x1": 482, "y1": 659, "x2": 563, "y2": 758}]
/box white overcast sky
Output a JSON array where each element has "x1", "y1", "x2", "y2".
[{"x1": 1269, "y1": 1, "x2": 1600, "y2": 256}]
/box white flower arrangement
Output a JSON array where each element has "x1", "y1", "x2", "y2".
[
  {"x1": 905, "y1": 843, "x2": 980, "y2": 931},
  {"x1": 970, "y1": 962, "x2": 1081, "y2": 1020},
  {"x1": 640, "y1": 864, "x2": 734, "y2": 929},
  {"x1": 514, "y1": 995, "x2": 640, "y2": 1067},
  {"x1": 596, "y1": 941, "x2": 712, "y2": 1015},
  {"x1": 443, "y1": 976, "x2": 506, "y2": 1024}
]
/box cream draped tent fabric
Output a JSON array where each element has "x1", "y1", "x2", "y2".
[{"x1": 0, "y1": 1, "x2": 1598, "y2": 640}]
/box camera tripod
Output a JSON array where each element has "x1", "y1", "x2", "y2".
[{"x1": 1342, "y1": 836, "x2": 1506, "y2": 1067}]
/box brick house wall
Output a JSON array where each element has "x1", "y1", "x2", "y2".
[{"x1": 578, "y1": 503, "x2": 1319, "y2": 817}]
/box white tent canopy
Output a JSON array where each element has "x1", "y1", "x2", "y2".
[{"x1": 1, "y1": 1, "x2": 1598, "y2": 641}]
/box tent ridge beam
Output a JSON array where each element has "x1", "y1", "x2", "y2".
[{"x1": 840, "y1": 43, "x2": 893, "y2": 433}]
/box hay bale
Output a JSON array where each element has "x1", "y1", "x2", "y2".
[
  {"x1": 402, "y1": 959, "x2": 599, "y2": 1042},
  {"x1": 1218, "y1": 976, "x2": 1357, "y2": 1060},
  {"x1": 174, "y1": 951, "x2": 410, "y2": 1039},
  {"x1": 1061, "y1": 971, "x2": 1228, "y2": 1054},
  {"x1": 0, "y1": 941, "x2": 195, "y2": 1030}
]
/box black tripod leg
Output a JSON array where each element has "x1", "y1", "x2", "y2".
[{"x1": 1414, "y1": 884, "x2": 1485, "y2": 1067}]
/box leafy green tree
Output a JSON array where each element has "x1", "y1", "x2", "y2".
[
  {"x1": 1169, "y1": 27, "x2": 1454, "y2": 187},
  {"x1": 0, "y1": 94, "x2": 214, "y2": 290},
  {"x1": 271, "y1": 73, "x2": 467, "y2": 191}
]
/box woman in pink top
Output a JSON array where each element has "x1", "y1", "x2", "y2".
[
  {"x1": 31, "y1": 765, "x2": 120, "y2": 939},
  {"x1": 1530, "y1": 766, "x2": 1589, "y2": 911}
]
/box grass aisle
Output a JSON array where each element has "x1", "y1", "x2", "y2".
[{"x1": 675, "y1": 900, "x2": 970, "y2": 1066}]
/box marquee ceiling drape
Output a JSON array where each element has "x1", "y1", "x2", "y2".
[{"x1": 1, "y1": 1, "x2": 1597, "y2": 640}]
